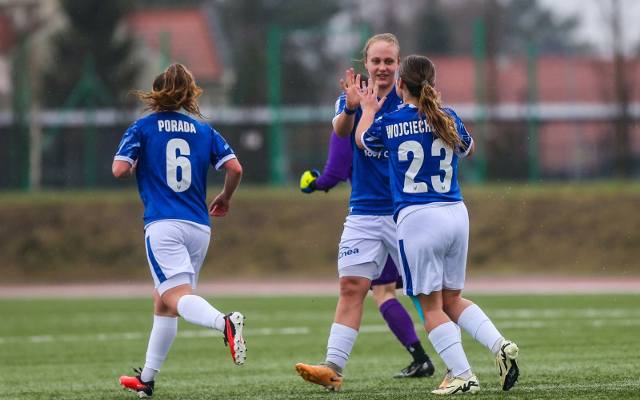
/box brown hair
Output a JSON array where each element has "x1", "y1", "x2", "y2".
[
  {"x1": 134, "y1": 63, "x2": 204, "y2": 118},
  {"x1": 361, "y1": 33, "x2": 400, "y2": 64},
  {"x1": 399, "y1": 55, "x2": 461, "y2": 149}
]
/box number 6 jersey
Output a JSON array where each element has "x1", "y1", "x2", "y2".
[
  {"x1": 114, "y1": 111, "x2": 236, "y2": 228},
  {"x1": 360, "y1": 104, "x2": 473, "y2": 219}
]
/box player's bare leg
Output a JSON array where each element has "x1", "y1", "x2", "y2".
[{"x1": 296, "y1": 276, "x2": 370, "y2": 391}]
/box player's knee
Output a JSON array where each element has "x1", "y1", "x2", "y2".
[
  {"x1": 154, "y1": 295, "x2": 179, "y2": 316},
  {"x1": 442, "y1": 294, "x2": 466, "y2": 316},
  {"x1": 371, "y1": 283, "x2": 396, "y2": 306},
  {"x1": 339, "y1": 277, "x2": 369, "y2": 300}
]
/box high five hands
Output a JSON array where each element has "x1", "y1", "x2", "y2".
[
  {"x1": 339, "y1": 68, "x2": 361, "y2": 111},
  {"x1": 357, "y1": 77, "x2": 386, "y2": 113}
]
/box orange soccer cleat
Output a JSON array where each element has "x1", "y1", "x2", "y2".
[
  {"x1": 295, "y1": 363, "x2": 343, "y2": 391},
  {"x1": 119, "y1": 367, "x2": 154, "y2": 398}
]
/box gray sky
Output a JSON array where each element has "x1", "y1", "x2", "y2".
[{"x1": 540, "y1": 0, "x2": 640, "y2": 55}]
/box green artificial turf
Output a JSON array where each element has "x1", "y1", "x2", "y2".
[{"x1": 1, "y1": 293, "x2": 638, "y2": 399}]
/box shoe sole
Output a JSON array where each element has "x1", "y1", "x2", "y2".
[
  {"x1": 393, "y1": 366, "x2": 435, "y2": 378},
  {"x1": 431, "y1": 378, "x2": 480, "y2": 395},
  {"x1": 295, "y1": 364, "x2": 341, "y2": 391},
  {"x1": 499, "y1": 343, "x2": 519, "y2": 391},
  {"x1": 228, "y1": 312, "x2": 246, "y2": 366},
  {"x1": 122, "y1": 387, "x2": 151, "y2": 398}
]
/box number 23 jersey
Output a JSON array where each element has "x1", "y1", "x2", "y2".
[
  {"x1": 114, "y1": 111, "x2": 236, "y2": 227},
  {"x1": 361, "y1": 104, "x2": 473, "y2": 218}
]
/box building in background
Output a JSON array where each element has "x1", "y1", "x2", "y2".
[
  {"x1": 0, "y1": 11, "x2": 12, "y2": 110},
  {"x1": 126, "y1": 5, "x2": 235, "y2": 106},
  {"x1": 431, "y1": 55, "x2": 640, "y2": 178}
]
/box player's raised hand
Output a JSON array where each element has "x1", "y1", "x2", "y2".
[
  {"x1": 209, "y1": 193, "x2": 230, "y2": 217},
  {"x1": 339, "y1": 68, "x2": 360, "y2": 110},
  {"x1": 358, "y1": 77, "x2": 386, "y2": 113}
]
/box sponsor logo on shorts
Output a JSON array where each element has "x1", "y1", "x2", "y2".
[{"x1": 338, "y1": 247, "x2": 360, "y2": 259}]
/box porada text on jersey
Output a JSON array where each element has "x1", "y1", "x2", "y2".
[{"x1": 158, "y1": 119, "x2": 197, "y2": 133}]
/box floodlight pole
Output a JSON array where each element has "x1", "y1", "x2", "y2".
[
  {"x1": 267, "y1": 24, "x2": 286, "y2": 186},
  {"x1": 526, "y1": 41, "x2": 540, "y2": 182},
  {"x1": 472, "y1": 18, "x2": 487, "y2": 183}
]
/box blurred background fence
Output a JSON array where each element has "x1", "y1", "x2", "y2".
[
  {"x1": 1, "y1": 0, "x2": 639, "y2": 282},
  {"x1": 1, "y1": 0, "x2": 639, "y2": 190}
]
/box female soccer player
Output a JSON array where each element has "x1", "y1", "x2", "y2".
[
  {"x1": 113, "y1": 63, "x2": 246, "y2": 397},
  {"x1": 354, "y1": 55, "x2": 520, "y2": 395},
  {"x1": 299, "y1": 133, "x2": 433, "y2": 379},
  {"x1": 295, "y1": 33, "x2": 434, "y2": 391}
]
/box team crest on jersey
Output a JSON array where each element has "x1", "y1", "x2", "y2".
[{"x1": 158, "y1": 119, "x2": 196, "y2": 133}]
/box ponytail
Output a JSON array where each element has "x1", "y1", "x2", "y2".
[
  {"x1": 399, "y1": 55, "x2": 461, "y2": 150},
  {"x1": 133, "y1": 63, "x2": 204, "y2": 118},
  {"x1": 418, "y1": 84, "x2": 461, "y2": 150}
]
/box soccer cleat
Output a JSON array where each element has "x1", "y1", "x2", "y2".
[
  {"x1": 223, "y1": 312, "x2": 247, "y2": 366},
  {"x1": 393, "y1": 358, "x2": 435, "y2": 378},
  {"x1": 496, "y1": 339, "x2": 519, "y2": 391},
  {"x1": 431, "y1": 374, "x2": 480, "y2": 395},
  {"x1": 295, "y1": 363, "x2": 343, "y2": 391},
  {"x1": 437, "y1": 369, "x2": 454, "y2": 389},
  {"x1": 119, "y1": 367, "x2": 154, "y2": 398}
]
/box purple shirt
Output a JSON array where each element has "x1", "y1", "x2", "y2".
[{"x1": 314, "y1": 131, "x2": 352, "y2": 190}]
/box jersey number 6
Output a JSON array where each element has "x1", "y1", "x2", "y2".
[
  {"x1": 166, "y1": 138, "x2": 192, "y2": 192},
  {"x1": 399, "y1": 139, "x2": 453, "y2": 194}
]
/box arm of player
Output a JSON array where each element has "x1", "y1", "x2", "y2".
[
  {"x1": 300, "y1": 131, "x2": 352, "y2": 193},
  {"x1": 355, "y1": 78, "x2": 386, "y2": 149},
  {"x1": 113, "y1": 122, "x2": 141, "y2": 179},
  {"x1": 209, "y1": 158, "x2": 243, "y2": 217},
  {"x1": 332, "y1": 69, "x2": 361, "y2": 137},
  {"x1": 445, "y1": 107, "x2": 476, "y2": 159},
  {"x1": 314, "y1": 131, "x2": 352, "y2": 189},
  {"x1": 112, "y1": 159, "x2": 134, "y2": 179}
]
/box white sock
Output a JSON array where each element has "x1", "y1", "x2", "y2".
[
  {"x1": 141, "y1": 315, "x2": 178, "y2": 382},
  {"x1": 457, "y1": 304, "x2": 503, "y2": 355},
  {"x1": 325, "y1": 323, "x2": 358, "y2": 371},
  {"x1": 176, "y1": 295, "x2": 225, "y2": 331},
  {"x1": 428, "y1": 321, "x2": 472, "y2": 378}
]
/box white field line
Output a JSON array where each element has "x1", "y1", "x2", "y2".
[{"x1": 2, "y1": 307, "x2": 640, "y2": 346}]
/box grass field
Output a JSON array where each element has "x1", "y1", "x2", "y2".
[{"x1": 1, "y1": 293, "x2": 639, "y2": 399}]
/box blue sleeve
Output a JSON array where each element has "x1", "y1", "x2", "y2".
[
  {"x1": 444, "y1": 108, "x2": 473, "y2": 158},
  {"x1": 361, "y1": 115, "x2": 386, "y2": 156},
  {"x1": 334, "y1": 93, "x2": 347, "y2": 117},
  {"x1": 114, "y1": 121, "x2": 142, "y2": 164},
  {"x1": 210, "y1": 127, "x2": 236, "y2": 170}
]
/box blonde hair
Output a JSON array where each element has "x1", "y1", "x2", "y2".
[
  {"x1": 134, "y1": 63, "x2": 204, "y2": 118},
  {"x1": 399, "y1": 55, "x2": 461, "y2": 150},
  {"x1": 361, "y1": 33, "x2": 400, "y2": 64}
]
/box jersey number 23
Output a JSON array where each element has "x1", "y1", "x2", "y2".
[{"x1": 399, "y1": 139, "x2": 452, "y2": 194}]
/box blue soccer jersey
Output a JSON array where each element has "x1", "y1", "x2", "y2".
[
  {"x1": 114, "y1": 111, "x2": 236, "y2": 227},
  {"x1": 361, "y1": 104, "x2": 473, "y2": 218},
  {"x1": 333, "y1": 87, "x2": 403, "y2": 215}
]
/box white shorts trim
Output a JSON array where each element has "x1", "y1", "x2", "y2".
[
  {"x1": 157, "y1": 273, "x2": 193, "y2": 296},
  {"x1": 338, "y1": 262, "x2": 378, "y2": 280}
]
